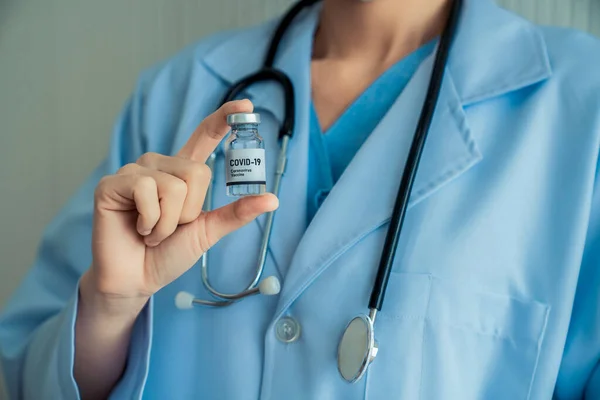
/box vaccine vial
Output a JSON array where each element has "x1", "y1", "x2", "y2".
[{"x1": 225, "y1": 113, "x2": 266, "y2": 196}]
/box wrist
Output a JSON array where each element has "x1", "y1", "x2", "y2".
[{"x1": 79, "y1": 270, "x2": 150, "y2": 322}]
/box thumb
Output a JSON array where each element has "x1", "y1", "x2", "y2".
[{"x1": 201, "y1": 193, "x2": 279, "y2": 249}]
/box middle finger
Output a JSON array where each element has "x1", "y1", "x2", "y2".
[{"x1": 137, "y1": 152, "x2": 211, "y2": 224}]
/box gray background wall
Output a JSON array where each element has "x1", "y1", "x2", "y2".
[{"x1": 0, "y1": 0, "x2": 599, "y2": 396}]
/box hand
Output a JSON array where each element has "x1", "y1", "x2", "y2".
[{"x1": 86, "y1": 100, "x2": 278, "y2": 306}]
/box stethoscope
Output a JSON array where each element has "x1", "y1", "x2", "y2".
[{"x1": 175, "y1": 0, "x2": 463, "y2": 384}]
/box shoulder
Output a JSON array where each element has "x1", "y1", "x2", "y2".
[
  {"x1": 134, "y1": 19, "x2": 277, "y2": 97},
  {"x1": 538, "y1": 26, "x2": 600, "y2": 100},
  {"x1": 531, "y1": 27, "x2": 600, "y2": 166},
  {"x1": 540, "y1": 25, "x2": 600, "y2": 63},
  {"x1": 121, "y1": 17, "x2": 280, "y2": 153}
]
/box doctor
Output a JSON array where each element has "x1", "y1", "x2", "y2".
[{"x1": 2, "y1": 0, "x2": 600, "y2": 398}]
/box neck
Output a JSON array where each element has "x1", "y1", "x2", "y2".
[{"x1": 314, "y1": 0, "x2": 450, "y2": 63}]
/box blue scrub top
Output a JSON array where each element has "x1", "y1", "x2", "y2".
[{"x1": 307, "y1": 42, "x2": 435, "y2": 223}]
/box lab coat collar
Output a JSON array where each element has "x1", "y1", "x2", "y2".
[
  {"x1": 449, "y1": 0, "x2": 552, "y2": 105},
  {"x1": 201, "y1": 0, "x2": 552, "y2": 109},
  {"x1": 200, "y1": 0, "x2": 553, "y2": 312},
  {"x1": 202, "y1": 3, "x2": 320, "y2": 122}
]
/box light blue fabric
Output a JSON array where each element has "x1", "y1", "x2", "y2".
[
  {"x1": 2, "y1": 1, "x2": 600, "y2": 399},
  {"x1": 307, "y1": 42, "x2": 435, "y2": 223}
]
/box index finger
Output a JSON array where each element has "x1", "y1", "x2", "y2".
[{"x1": 177, "y1": 99, "x2": 254, "y2": 162}]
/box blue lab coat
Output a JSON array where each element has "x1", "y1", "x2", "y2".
[{"x1": 2, "y1": 1, "x2": 600, "y2": 399}]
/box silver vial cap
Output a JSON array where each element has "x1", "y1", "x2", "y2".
[{"x1": 227, "y1": 113, "x2": 261, "y2": 125}]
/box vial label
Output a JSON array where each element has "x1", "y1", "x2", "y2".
[{"x1": 225, "y1": 148, "x2": 266, "y2": 185}]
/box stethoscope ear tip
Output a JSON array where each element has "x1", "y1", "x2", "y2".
[
  {"x1": 258, "y1": 276, "x2": 281, "y2": 295},
  {"x1": 175, "y1": 291, "x2": 195, "y2": 310}
]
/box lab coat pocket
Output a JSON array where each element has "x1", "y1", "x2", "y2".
[{"x1": 420, "y1": 278, "x2": 550, "y2": 400}]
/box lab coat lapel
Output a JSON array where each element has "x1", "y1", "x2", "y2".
[
  {"x1": 275, "y1": 55, "x2": 480, "y2": 315},
  {"x1": 202, "y1": 5, "x2": 320, "y2": 272},
  {"x1": 273, "y1": 0, "x2": 553, "y2": 316},
  {"x1": 199, "y1": 0, "x2": 553, "y2": 314}
]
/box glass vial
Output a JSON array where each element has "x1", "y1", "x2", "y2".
[{"x1": 225, "y1": 113, "x2": 266, "y2": 197}]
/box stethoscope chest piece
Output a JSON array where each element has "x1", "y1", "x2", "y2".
[{"x1": 337, "y1": 313, "x2": 378, "y2": 383}]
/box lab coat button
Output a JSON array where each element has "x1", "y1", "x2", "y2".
[{"x1": 275, "y1": 316, "x2": 301, "y2": 343}]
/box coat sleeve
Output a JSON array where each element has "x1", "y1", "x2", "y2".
[
  {"x1": 581, "y1": 177, "x2": 600, "y2": 399},
  {"x1": 0, "y1": 77, "x2": 154, "y2": 400},
  {"x1": 554, "y1": 159, "x2": 600, "y2": 400}
]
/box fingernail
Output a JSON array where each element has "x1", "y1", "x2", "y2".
[{"x1": 140, "y1": 229, "x2": 151, "y2": 236}]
